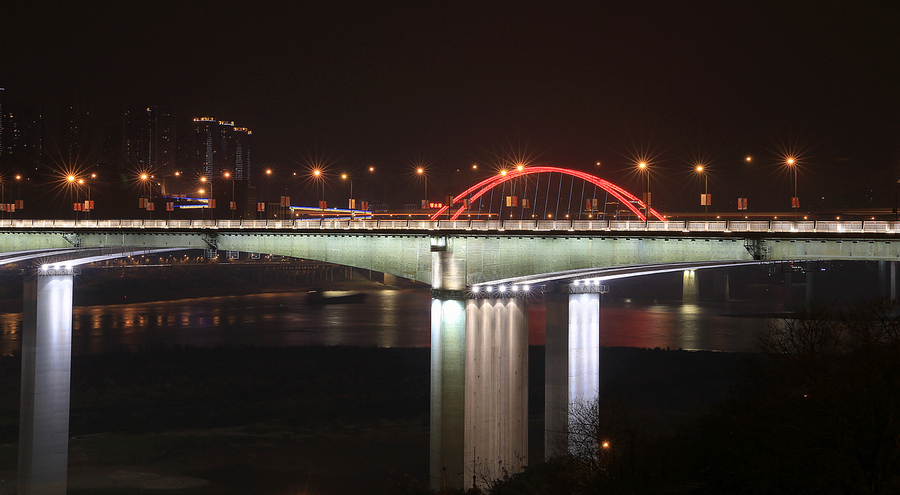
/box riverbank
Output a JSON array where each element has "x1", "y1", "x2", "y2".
[{"x1": 0, "y1": 345, "x2": 748, "y2": 494}]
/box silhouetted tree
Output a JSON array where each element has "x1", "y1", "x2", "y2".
[{"x1": 699, "y1": 300, "x2": 900, "y2": 494}]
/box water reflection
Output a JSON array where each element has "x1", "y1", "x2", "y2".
[
  {"x1": 599, "y1": 298, "x2": 774, "y2": 351},
  {"x1": 0, "y1": 290, "x2": 781, "y2": 357}
]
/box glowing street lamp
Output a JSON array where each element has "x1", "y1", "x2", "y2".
[
  {"x1": 417, "y1": 167, "x2": 427, "y2": 206},
  {"x1": 312, "y1": 169, "x2": 324, "y2": 209},
  {"x1": 139, "y1": 173, "x2": 152, "y2": 219},
  {"x1": 738, "y1": 156, "x2": 751, "y2": 212},
  {"x1": 199, "y1": 176, "x2": 213, "y2": 220},
  {"x1": 695, "y1": 164, "x2": 709, "y2": 223},
  {"x1": 637, "y1": 161, "x2": 650, "y2": 225},
  {"x1": 223, "y1": 171, "x2": 235, "y2": 219},
  {"x1": 786, "y1": 157, "x2": 798, "y2": 220},
  {"x1": 63, "y1": 175, "x2": 77, "y2": 219},
  {"x1": 341, "y1": 173, "x2": 354, "y2": 209}
]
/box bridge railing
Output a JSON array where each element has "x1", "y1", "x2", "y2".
[{"x1": 3, "y1": 218, "x2": 900, "y2": 234}]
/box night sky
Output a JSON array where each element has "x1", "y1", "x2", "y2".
[{"x1": 3, "y1": 1, "x2": 899, "y2": 211}]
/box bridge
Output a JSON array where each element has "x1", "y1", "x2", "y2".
[{"x1": 4, "y1": 168, "x2": 900, "y2": 492}]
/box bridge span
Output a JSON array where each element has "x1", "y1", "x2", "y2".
[
  {"x1": 4, "y1": 218, "x2": 900, "y2": 285},
  {"x1": 4, "y1": 219, "x2": 900, "y2": 491}
]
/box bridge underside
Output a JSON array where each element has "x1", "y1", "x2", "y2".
[{"x1": 6, "y1": 229, "x2": 900, "y2": 287}]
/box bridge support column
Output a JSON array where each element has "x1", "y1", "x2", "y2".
[
  {"x1": 429, "y1": 235, "x2": 529, "y2": 491},
  {"x1": 544, "y1": 284, "x2": 600, "y2": 459},
  {"x1": 18, "y1": 271, "x2": 74, "y2": 495},
  {"x1": 430, "y1": 244, "x2": 467, "y2": 491},
  {"x1": 682, "y1": 269, "x2": 699, "y2": 302},
  {"x1": 464, "y1": 297, "x2": 528, "y2": 489}
]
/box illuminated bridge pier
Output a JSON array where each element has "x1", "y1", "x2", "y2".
[
  {"x1": 430, "y1": 282, "x2": 530, "y2": 490},
  {"x1": 430, "y1": 238, "x2": 612, "y2": 490},
  {"x1": 18, "y1": 265, "x2": 76, "y2": 495},
  {"x1": 5, "y1": 249, "x2": 183, "y2": 495},
  {"x1": 544, "y1": 280, "x2": 607, "y2": 460}
]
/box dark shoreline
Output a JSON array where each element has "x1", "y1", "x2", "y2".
[{"x1": 0, "y1": 344, "x2": 748, "y2": 494}]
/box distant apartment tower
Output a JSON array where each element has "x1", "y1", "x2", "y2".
[
  {"x1": 233, "y1": 126, "x2": 251, "y2": 180},
  {"x1": 123, "y1": 104, "x2": 177, "y2": 173},
  {"x1": 191, "y1": 117, "x2": 251, "y2": 180},
  {"x1": 0, "y1": 97, "x2": 44, "y2": 174}
]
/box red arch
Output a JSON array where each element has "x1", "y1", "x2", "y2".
[{"x1": 429, "y1": 166, "x2": 665, "y2": 221}]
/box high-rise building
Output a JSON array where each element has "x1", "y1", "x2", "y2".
[
  {"x1": 123, "y1": 105, "x2": 177, "y2": 173},
  {"x1": 233, "y1": 126, "x2": 252, "y2": 180},
  {"x1": 190, "y1": 117, "x2": 252, "y2": 180},
  {"x1": 0, "y1": 99, "x2": 45, "y2": 175},
  {"x1": 192, "y1": 117, "x2": 218, "y2": 178}
]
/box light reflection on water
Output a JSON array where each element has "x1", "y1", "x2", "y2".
[
  {"x1": 0, "y1": 290, "x2": 782, "y2": 356},
  {"x1": 598, "y1": 298, "x2": 778, "y2": 352}
]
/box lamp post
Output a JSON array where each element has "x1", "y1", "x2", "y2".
[
  {"x1": 738, "y1": 156, "x2": 751, "y2": 214},
  {"x1": 695, "y1": 165, "x2": 709, "y2": 224},
  {"x1": 312, "y1": 169, "x2": 324, "y2": 214},
  {"x1": 417, "y1": 167, "x2": 427, "y2": 208},
  {"x1": 367, "y1": 166, "x2": 375, "y2": 210},
  {"x1": 200, "y1": 176, "x2": 212, "y2": 220},
  {"x1": 139, "y1": 173, "x2": 152, "y2": 219},
  {"x1": 223, "y1": 171, "x2": 235, "y2": 219},
  {"x1": 341, "y1": 173, "x2": 354, "y2": 210},
  {"x1": 637, "y1": 161, "x2": 650, "y2": 225},
  {"x1": 15, "y1": 174, "x2": 22, "y2": 217},
  {"x1": 198, "y1": 188, "x2": 206, "y2": 219},
  {"x1": 65, "y1": 175, "x2": 77, "y2": 219},
  {"x1": 787, "y1": 157, "x2": 798, "y2": 221}
]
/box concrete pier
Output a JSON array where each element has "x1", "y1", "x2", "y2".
[
  {"x1": 464, "y1": 297, "x2": 528, "y2": 488},
  {"x1": 682, "y1": 269, "x2": 699, "y2": 301},
  {"x1": 429, "y1": 236, "x2": 529, "y2": 490},
  {"x1": 430, "y1": 297, "x2": 467, "y2": 491},
  {"x1": 18, "y1": 270, "x2": 74, "y2": 495},
  {"x1": 544, "y1": 287, "x2": 600, "y2": 459},
  {"x1": 430, "y1": 243, "x2": 468, "y2": 491}
]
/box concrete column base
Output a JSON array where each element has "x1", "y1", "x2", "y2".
[
  {"x1": 683, "y1": 269, "x2": 699, "y2": 302},
  {"x1": 18, "y1": 272, "x2": 74, "y2": 495},
  {"x1": 464, "y1": 297, "x2": 528, "y2": 489}
]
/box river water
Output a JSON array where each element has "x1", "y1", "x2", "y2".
[{"x1": 0, "y1": 289, "x2": 785, "y2": 356}]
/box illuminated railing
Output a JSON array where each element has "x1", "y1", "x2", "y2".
[{"x1": 1, "y1": 218, "x2": 899, "y2": 234}]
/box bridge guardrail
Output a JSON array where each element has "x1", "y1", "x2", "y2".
[{"x1": 2, "y1": 218, "x2": 900, "y2": 234}]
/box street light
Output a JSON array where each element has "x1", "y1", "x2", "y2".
[
  {"x1": 695, "y1": 164, "x2": 709, "y2": 224},
  {"x1": 738, "y1": 156, "x2": 751, "y2": 213},
  {"x1": 312, "y1": 169, "x2": 324, "y2": 210},
  {"x1": 786, "y1": 157, "x2": 798, "y2": 221},
  {"x1": 223, "y1": 171, "x2": 235, "y2": 219},
  {"x1": 14, "y1": 174, "x2": 23, "y2": 218},
  {"x1": 341, "y1": 173, "x2": 354, "y2": 210},
  {"x1": 417, "y1": 167, "x2": 427, "y2": 207},
  {"x1": 637, "y1": 161, "x2": 650, "y2": 225},
  {"x1": 200, "y1": 176, "x2": 212, "y2": 220},
  {"x1": 66, "y1": 175, "x2": 77, "y2": 219},
  {"x1": 139, "y1": 173, "x2": 152, "y2": 219}
]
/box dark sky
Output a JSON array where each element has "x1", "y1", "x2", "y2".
[{"x1": 3, "y1": 1, "x2": 899, "y2": 210}]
